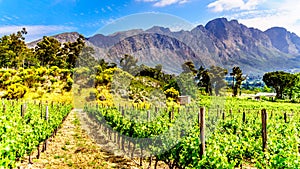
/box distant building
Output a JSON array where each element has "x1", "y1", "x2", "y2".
[
  {"x1": 254, "y1": 92, "x2": 276, "y2": 100},
  {"x1": 178, "y1": 95, "x2": 191, "y2": 105}
]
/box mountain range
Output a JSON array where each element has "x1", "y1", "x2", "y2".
[{"x1": 28, "y1": 18, "x2": 300, "y2": 75}]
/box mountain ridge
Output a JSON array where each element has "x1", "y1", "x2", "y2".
[{"x1": 27, "y1": 17, "x2": 300, "y2": 75}]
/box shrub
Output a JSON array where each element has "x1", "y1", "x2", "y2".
[
  {"x1": 3, "y1": 83, "x2": 28, "y2": 99},
  {"x1": 164, "y1": 87, "x2": 179, "y2": 100}
]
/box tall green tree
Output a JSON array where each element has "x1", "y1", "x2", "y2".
[
  {"x1": 208, "y1": 66, "x2": 228, "y2": 96},
  {"x1": 34, "y1": 34, "x2": 85, "y2": 69},
  {"x1": 120, "y1": 54, "x2": 138, "y2": 74},
  {"x1": 231, "y1": 67, "x2": 245, "y2": 97},
  {"x1": 182, "y1": 61, "x2": 197, "y2": 75},
  {"x1": 196, "y1": 66, "x2": 211, "y2": 95},
  {"x1": 263, "y1": 71, "x2": 296, "y2": 99},
  {"x1": 76, "y1": 46, "x2": 96, "y2": 68},
  {"x1": 34, "y1": 36, "x2": 62, "y2": 67},
  {"x1": 0, "y1": 28, "x2": 34, "y2": 68},
  {"x1": 63, "y1": 34, "x2": 85, "y2": 69}
]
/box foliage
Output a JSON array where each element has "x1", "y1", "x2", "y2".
[
  {"x1": 136, "y1": 64, "x2": 173, "y2": 84},
  {"x1": 231, "y1": 67, "x2": 246, "y2": 97},
  {"x1": 3, "y1": 83, "x2": 28, "y2": 99},
  {"x1": 0, "y1": 67, "x2": 72, "y2": 99},
  {"x1": 85, "y1": 97, "x2": 300, "y2": 168},
  {"x1": 76, "y1": 46, "x2": 96, "y2": 68},
  {"x1": 0, "y1": 28, "x2": 85, "y2": 69},
  {"x1": 182, "y1": 61, "x2": 197, "y2": 75},
  {"x1": 208, "y1": 66, "x2": 228, "y2": 96},
  {"x1": 0, "y1": 101, "x2": 72, "y2": 168},
  {"x1": 119, "y1": 54, "x2": 138, "y2": 74},
  {"x1": 263, "y1": 71, "x2": 296, "y2": 99},
  {"x1": 196, "y1": 66, "x2": 228, "y2": 96},
  {"x1": 164, "y1": 87, "x2": 179, "y2": 100},
  {"x1": 196, "y1": 66, "x2": 211, "y2": 94},
  {"x1": 0, "y1": 28, "x2": 36, "y2": 68}
]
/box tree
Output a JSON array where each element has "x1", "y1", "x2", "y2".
[
  {"x1": 77, "y1": 46, "x2": 96, "y2": 68},
  {"x1": 120, "y1": 54, "x2": 138, "y2": 74},
  {"x1": 0, "y1": 28, "x2": 35, "y2": 68},
  {"x1": 63, "y1": 34, "x2": 85, "y2": 69},
  {"x1": 263, "y1": 71, "x2": 296, "y2": 99},
  {"x1": 182, "y1": 61, "x2": 197, "y2": 75},
  {"x1": 34, "y1": 36, "x2": 62, "y2": 67},
  {"x1": 231, "y1": 67, "x2": 245, "y2": 97},
  {"x1": 208, "y1": 66, "x2": 228, "y2": 96},
  {"x1": 196, "y1": 66, "x2": 211, "y2": 95},
  {"x1": 34, "y1": 34, "x2": 85, "y2": 69}
]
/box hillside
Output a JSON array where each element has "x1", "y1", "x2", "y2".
[{"x1": 27, "y1": 18, "x2": 300, "y2": 75}]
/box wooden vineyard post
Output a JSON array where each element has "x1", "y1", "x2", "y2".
[
  {"x1": 122, "y1": 107, "x2": 125, "y2": 116},
  {"x1": 37, "y1": 142, "x2": 41, "y2": 159},
  {"x1": 270, "y1": 110, "x2": 273, "y2": 119},
  {"x1": 169, "y1": 107, "x2": 174, "y2": 122},
  {"x1": 43, "y1": 106, "x2": 49, "y2": 152},
  {"x1": 229, "y1": 109, "x2": 232, "y2": 118},
  {"x1": 199, "y1": 107, "x2": 205, "y2": 158},
  {"x1": 261, "y1": 109, "x2": 267, "y2": 152},
  {"x1": 222, "y1": 109, "x2": 225, "y2": 120},
  {"x1": 284, "y1": 112, "x2": 287, "y2": 123},
  {"x1": 21, "y1": 104, "x2": 26, "y2": 117},
  {"x1": 2, "y1": 103, "x2": 5, "y2": 113},
  {"x1": 147, "y1": 110, "x2": 151, "y2": 122},
  {"x1": 40, "y1": 101, "x2": 43, "y2": 119},
  {"x1": 242, "y1": 111, "x2": 246, "y2": 123}
]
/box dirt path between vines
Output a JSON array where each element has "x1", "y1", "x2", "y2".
[{"x1": 19, "y1": 110, "x2": 141, "y2": 169}]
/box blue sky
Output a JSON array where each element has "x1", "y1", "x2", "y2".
[{"x1": 0, "y1": 0, "x2": 299, "y2": 42}]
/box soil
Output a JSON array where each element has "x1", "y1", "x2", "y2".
[{"x1": 18, "y1": 110, "x2": 141, "y2": 169}]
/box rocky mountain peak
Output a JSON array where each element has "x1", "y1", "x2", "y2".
[
  {"x1": 146, "y1": 26, "x2": 171, "y2": 34},
  {"x1": 265, "y1": 27, "x2": 300, "y2": 55}
]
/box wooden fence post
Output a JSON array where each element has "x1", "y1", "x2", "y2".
[
  {"x1": 284, "y1": 112, "x2": 287, "y2": 123},
  {"x1": 21, "y1": 104, "x2": 26, "y2": 117},
  {"x1": 43, "y1": 106, "x2": 49, "y2": 152},
  {"x1": 122, "y1": 107, "x2": 125, "y2": 116},
  {"x1": 242, "y1": 111, "x2": 246, "y2": 123},
  {"x1": 2, "y1": 103, "x2": 5, "y2": 113},
  {"x1": 147, "y1": 110, "x2": 151, "y2": 122},
  {"x1": 222, "y1": 109, "x2": 225, "y2": 120},
  {"x1": 261, "y1": 109, "x2": 267, "y2": 152},
  {"x1": 169, "y1": 107, "x2": 174, "y2": 122},
  {"x1": 199, "y1": 107, "x2": 205, "y2": 158}
]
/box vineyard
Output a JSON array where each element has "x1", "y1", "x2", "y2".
[
  {"x1": 0, "y1": 100, "x2": 72, "y2": 168},
  {"x1": 0, "y1": 28, "x2": 299, "y2": 169},
  {"x1": 84, "y1": 97, "x2": 300, "y2": 168}
]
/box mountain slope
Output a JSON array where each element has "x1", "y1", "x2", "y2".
[
  {"x1": 27, "y1": 18, "x2": 300, "y2": 75},
  {"x1": 265, "y1": 27, "x2": 300, "y2": 55},
  {"x1": 107, "y1": 33, "x2": 204, "y2": 74}
]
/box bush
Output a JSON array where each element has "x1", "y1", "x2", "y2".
[
  {"x1": 3, "y1": 83, "x2": 28, "y2": 99},
  {"x1": 164, "y1": 87, "x2": 179, "y2": 100}
]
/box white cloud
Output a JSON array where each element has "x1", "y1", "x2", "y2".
[
  {"x1": 207, "y1": 0, "x2": 265, "y2": 12},
  {"x1": 223, "y1": 0, "x2": 300, "y2": 36},
  {"x1": 137, "y1": 0, "x2": 189, "y2": 7},
  {"x1": 0, "y1": 25, "x2": 76, "y2": 42}
]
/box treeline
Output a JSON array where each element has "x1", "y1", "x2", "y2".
[
  {"x1": 1, "y1": 29, "x2": 299, "y2": 102},
  {"x1": 0, "y1": 67, "x2": 73, "y2": 99},
  {"x1": 0, "y1": 28, "x2": 90, "y2": 100},
  {"x1": 180, "y1": 61, "x2": 245, "y2": 97},
  {"x1": 0, "y1": 28, "x2": 85, "y2": 69},
  {"x1": 180, "y1": 61, "x2": 300, "y2": 100}
]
